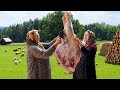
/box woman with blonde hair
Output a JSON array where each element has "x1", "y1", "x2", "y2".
[{"x1": 26, "y1": 29, "x2": 61, "y2": 79}]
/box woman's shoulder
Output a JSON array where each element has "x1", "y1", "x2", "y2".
[{"x1": 87, "y1": 43, "x2": 97, "y2": 49}]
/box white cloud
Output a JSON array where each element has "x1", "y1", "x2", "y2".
[
  {"x1": 0, "y1": 11, "x2": 54, "y2": 26},
  {"x1": 71, "y1": 11, "x2": 120, "y2": 26}
]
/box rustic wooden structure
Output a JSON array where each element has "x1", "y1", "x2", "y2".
[{"x1": 0, "y1": 38, "x2": 12, "y2": 45}]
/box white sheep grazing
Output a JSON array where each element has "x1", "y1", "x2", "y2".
[
  {"x1": 15, "y1": 52, "x2": 20, "y2": 55},
  {"x1": 19, "y1": 60, "x2": 22, "y2": 63},
  {"x1": 13, "y1": 57, "x2": 17, "y2": 61},
  {"x1": 13, "y1": 57, "x2": 19, "y2": 65},
  {"x1": 14, "y1": 60, "x2": 19, "y2": 65},
  {"x1": 21, "y1": 50, "x2": 25, "y2": 53},
  {"x1": 21, "y1": 53, "x2": 24, "y2": 57}
]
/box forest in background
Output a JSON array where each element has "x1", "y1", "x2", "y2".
[{"x1": 0, "y1": 11, "x2": 120, "y2": 43}]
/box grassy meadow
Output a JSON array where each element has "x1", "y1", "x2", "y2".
[
  {"x1": 0, "y1": 41, "x2": 120, "y2": 79},
  {"x1": 0, "y1": 44, "x2": 27, "y2": 79}
]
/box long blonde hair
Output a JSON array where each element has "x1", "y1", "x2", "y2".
[
  {"x1": 26, "y1": 29, "x2": 44, "y2": 48},
  {"x1": 26, "y1": 29, "x2": 38, "y2": 41}
]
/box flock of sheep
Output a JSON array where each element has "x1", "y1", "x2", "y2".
[
  {"x1": 12, "y1": 47, "x2": 26, "y2": 65},
  {"x1": 13, "y1": 57, "x2": 22, "y2": 65},
  {"x1": 4, "y1": 47, "x2": 26, "y2": 65}
]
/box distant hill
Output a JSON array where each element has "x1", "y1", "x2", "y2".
[{"x1": 0, "y1": 27, "x2": 6, "y2": 30}]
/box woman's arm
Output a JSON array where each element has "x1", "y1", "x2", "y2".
[
  {"x1": 81, "y1": 46, "x2": 90, "y2": 56},
  {"x1": 73, "y1": 37, "x2": 96, "y2": 56},
  {"x1": 41, "y1": 42, "x2": 50, "y2": 49},
  {"x1": 81, "y1": 44, "x2": 97, "y2": 57},
  {"x1": 41, "y1": 37, "x2": 57, "y2": 49},
  {"x1": 28, "y1": 37, "x2": 61, "y2": 59},
  {"x1": 28, "y1": 44, "x2": 57, "y2": 59}
]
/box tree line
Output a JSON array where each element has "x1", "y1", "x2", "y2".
[{"x1": 0, "y1": 11, "x2": 120, "y2": 43}]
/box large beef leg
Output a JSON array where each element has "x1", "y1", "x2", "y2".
[{"x1": 54, "y1": 12, "x2": 81, "y2": 73}]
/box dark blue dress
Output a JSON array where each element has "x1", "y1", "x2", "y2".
[{"x1": 73, "y1": 43, "x2": 97, "y2": 79}]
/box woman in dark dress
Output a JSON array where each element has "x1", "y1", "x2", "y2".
[{"x1": 68, "y1": 30, "x2": 97, "y2": 79}]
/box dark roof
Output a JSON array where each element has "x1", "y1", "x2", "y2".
[{"x1": 2, "y1": 38, "x2": 12, "y2": 42}]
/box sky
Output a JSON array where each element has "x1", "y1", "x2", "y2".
[{"x1": 0, "y1": 11, "x2": 120, "y2": 27}]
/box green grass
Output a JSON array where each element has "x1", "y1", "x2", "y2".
[
  {"x1": 95, "y1": 55, "x2": 120, "y2": 79},
  {"x1": 50, "y1": 54, "x2": 72, "y2": 79},
  {"x1": 0, "y1": 41, "x2": 120, "y2": 79},
  {"x1": 96, "y1": 40, "x2": 111, "y2": 45},
  {"x1": 0, "y1": 45, "x2": 27, "y2": 79}
]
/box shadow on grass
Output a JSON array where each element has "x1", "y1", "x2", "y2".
[{"x1": 105, "y1": 62, "x2": 120, "y2": 66}]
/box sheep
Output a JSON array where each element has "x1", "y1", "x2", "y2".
[
  {"x1": 13, "y1": 49, "x2": 18, "y2": 52},
  {"x1": 15, "y1": 52, "x2": 20, "y2": 55},
  {"x1": 13, "y1": 57, "x2": 17, "y2": 61},
  {"x1": 20, "y1": 53, "x2": 24, "y2": 57},
  {"x1": 13, "y1": 57, "x2": 19, "y2": 65},
  {"x1": 13, "y1": 60, "x2": 19, "y2": 65},
  {"x1": 19, "y1": 60, "x2": 22, "y2": 63},
  {"x1": 21, "y1": 50, "x2": 25, "y2": 53},
  {"x1": 13, "y1": 57, "x2": 22, "y2": 65},
  {"x1": 18, "y1": 48, "x2": 21, "y2": 50},
  {"x1": 96, "y1": 63, "x2": 98, "y2": 66}
]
